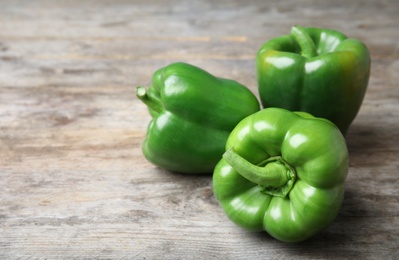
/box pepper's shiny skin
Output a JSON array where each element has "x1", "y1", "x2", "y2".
[
  {"x1": 137, "y1": 62, "x2": 260, "y2": 174},
  {"x1": 257, "y1": 26, "x2": 370, "y2": 134},
  {"x1": 212, "y1": 108, "x2": 348, "y2": 242}
]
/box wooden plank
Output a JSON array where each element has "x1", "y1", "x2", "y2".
[{"x1": 1, "y1": 0, "x2": 399, "y2": 258}]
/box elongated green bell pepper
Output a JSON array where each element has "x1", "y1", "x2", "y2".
[
  {"x1": 136, "y1": 62, "x2": 260, "y2": 174},
  {"x1": 257, "y1": 25, "x2": 370, "y2": 134},
  {"x1": 213, "y1": 108, "x2": 348, "y2": 242}
]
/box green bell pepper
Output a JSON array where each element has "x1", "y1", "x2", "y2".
[
  {"x1": 136, "y1": 62, "x2": 260, "y2": 174},
  {"x1": 213, "y1": 108, "x2": 348, "y2": 242},
  {"x1": 257, "y1": 25, "x2": 370, "y2": 134}
]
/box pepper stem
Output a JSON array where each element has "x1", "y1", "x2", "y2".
[
  {"x1": 223, "y1": 148, "x2": 296, "y2": 198},
  {"x1": 136, "y1": 86, "x2": 163, "y2": 114},
  {"x1": 291, "y1": 25, "x2": 318, "y2": 59}
]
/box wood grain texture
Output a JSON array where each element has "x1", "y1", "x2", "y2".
[{"x1": 0, "y1": 0, "x2": 398, "y2": 258}]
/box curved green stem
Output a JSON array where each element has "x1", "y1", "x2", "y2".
[
  {"x1": 223, "y1": 148, "x2": 296, "y2": 198},
  {"x1": 291, "y1": 25, "x2": 318, "y2": 59},
  {"x1": 136, "y1": 86, "x2": 163, "y2": 114}
]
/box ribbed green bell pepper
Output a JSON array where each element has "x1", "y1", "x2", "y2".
[
  {"x1": 213, "y1": 108, "x2": 348, "y2": 242},
  {"x1": 257, "y1": 25, "x2": 370, "y2": 134},
  {"x1": 136, "y1": 62, "x2": 260, "y2": 174}
]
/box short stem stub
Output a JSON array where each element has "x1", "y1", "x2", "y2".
[
  {"x1": 136, "y1": 86, "x2": 163, "y2": 114},
  {"x1": 291, "y1": 25, "x2": 318, "y2": 59},
  {"x1": 223, "y1": 148, "x2": 296, "y2": 198}
]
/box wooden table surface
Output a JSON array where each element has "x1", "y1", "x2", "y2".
[{"x1": 1, "y1": 0, "x2": 398, "y2": 258}]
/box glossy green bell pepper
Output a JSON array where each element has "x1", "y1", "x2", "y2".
[
  {"x1": 257, "y1": 25, "x2": 370, "y2": 134},
  {"x1": 213, "y1": 108, "x2": 348, "y2": 242},
  {"x1": 136, "y1": 62, "x2": 260, "y2": 174}
]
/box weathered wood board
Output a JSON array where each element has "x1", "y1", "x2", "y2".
[{"x1": 1, "y1": 0, "x2": 398, "y2": 258}]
